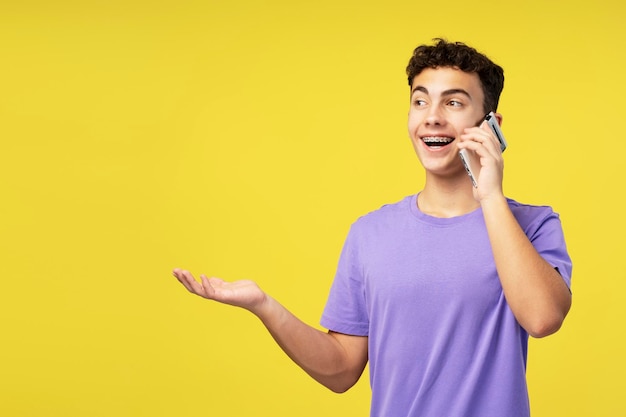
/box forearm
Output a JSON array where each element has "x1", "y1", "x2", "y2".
[
  {"x1": 253, "y1": 295, "x2": 367, "y2": 392},
  {"x1": 481, "y1": 195, "x2": 571, "y2": 337},
  {"x1": 172, "y1": 269, "x2": 367, "y2": 390}
]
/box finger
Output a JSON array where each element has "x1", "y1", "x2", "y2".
[
  {"x1": 462, "y1": 127, "x2": 499, "y2": 158},
  {"x1": 480, "y1": 121, "x2": 503, "y2": 154},
  {"x1": 172, "y1": 268, "x2": 194, "y2": 292},
  {"x1": 177, "y1": 269, "x2": 204, "y2": 295},
  {"x1": 181, "y1": 270, "x2": 207, "y2": 295},
  {"x1": 200, "y1": 275, "x2": 217, "y2": 299},
  {"x1": 460, "y1": 126, "x2": 489, "y2": 143},
  {"x1": 458, "y1": 131, "x2": 490, "y2": 154}
]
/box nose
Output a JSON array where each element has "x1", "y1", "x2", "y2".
[{"x1": 424, "y1": 105, "x2": 444, "y2": 126}]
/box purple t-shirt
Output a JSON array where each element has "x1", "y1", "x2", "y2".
[{"x1": 321, "y1": 194, "x2": 572, "y2": 417}]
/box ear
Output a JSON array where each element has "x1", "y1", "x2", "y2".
[{"x1": 494, "y1": 112, "x2": 503, "y2": 126}]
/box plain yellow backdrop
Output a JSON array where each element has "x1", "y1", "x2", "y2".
[{"x1": 1, "y1": 0, "x2": 624, "y2": 416}]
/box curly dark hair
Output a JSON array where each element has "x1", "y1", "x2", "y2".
[{"x1": 406, "y1": 38, "x2": 504, "y2": 113}]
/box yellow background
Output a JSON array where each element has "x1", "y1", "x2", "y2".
[{"x1": 1, "y1": 0, "x2": 623, "y2": 416}]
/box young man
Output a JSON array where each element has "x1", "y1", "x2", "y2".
[{"x1": 173, "y1": 39, "x2": 572, "y2": 416}]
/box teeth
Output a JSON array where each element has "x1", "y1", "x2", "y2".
[{"x1": 422, "y1": 136, "x2": 453, "y2": 144}]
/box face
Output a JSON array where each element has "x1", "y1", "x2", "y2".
[{"x1": 407, "y1": 67, "x2": 486, "y2": 179}]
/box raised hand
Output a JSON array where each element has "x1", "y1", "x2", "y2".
[
  {"x1": 458, "y1": 120, "x2": 505, "y2": 201},
  {"x1": 172, "y1": 268, "x2": 267, "y2": 313},
  {"x1": 171, "y1": 267, "x2": 368, "y2": 392}
]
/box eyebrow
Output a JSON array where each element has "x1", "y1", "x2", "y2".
[{"x1": 411, "y1": 86, "x2": 473, "y2": 100}]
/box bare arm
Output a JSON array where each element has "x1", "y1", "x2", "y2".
[
  {"x1": 459, "y1": 121, "x2": 571, "y2": 337},
  {"x1": 172, "y1": 269, "x2": 368, "y2": 392},
  {"x1": 480, "y1": 197, "x2": 571, "y2": 337}
]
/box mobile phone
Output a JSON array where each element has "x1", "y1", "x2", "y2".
[{"x1": 459, "y1": 112, "x2": 507, "y2": 187}]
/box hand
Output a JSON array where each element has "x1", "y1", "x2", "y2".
[
  {"x1": 458, "y1": 120, "x2": 505, "y2": 201},
  {"x1": 172, "y1": 268, "x2": 267, "y2": 313}
]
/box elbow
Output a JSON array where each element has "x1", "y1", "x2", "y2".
[
  {"x1": 318, "y1": 370, "x2": 361, "y2": 393},
  {"x1": 524, "y1": 307, "x2": 569, "y2": 338},
  {"x1": 312, "y1": 332, "x2": 368, "y2": 393},
  {"x1": 314, "y1": 366, "x2": 364, "y2": 393},
  {"x1": 526, "y1": 317, "x2": 563, "y2": 338},
  {"x1": 524, "y1": 292, "x2": 572, "y2": 338},
  {"x1": 328, "y1": 385, "x2": 350, "y2": 394}
]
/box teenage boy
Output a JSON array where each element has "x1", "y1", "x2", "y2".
[{"x1": 173, "y1": 38, "x2": 572, "y2": 417}]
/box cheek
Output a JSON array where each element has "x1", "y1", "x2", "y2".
[{"x1": 407, "y1": 113, "x2": 418, "y2": 136}]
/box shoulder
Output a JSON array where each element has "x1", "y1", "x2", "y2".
[
  {"x1": 507, "y1": 198, "x2": 558, "y2": 218},
  {"x1": 352, "y1": 195, "x2": 413, "y2": 228},
  {"x1": 342, "y1": 195, "x2": 415, "y2": 244},
  {"x1": 506, "y1": 198, "x2": 562, "y2": 235}
]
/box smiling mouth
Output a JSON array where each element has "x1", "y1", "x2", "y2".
[{"x1": 422, "y1": 136, "x2": 455, "y2": 147}]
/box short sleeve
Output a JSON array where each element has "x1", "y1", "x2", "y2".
[
  {"x1": 320, "y1": 225, "x2": 369, "y2": 336},
  {"x1": 524, "y1": 208, "x2": 573, "y2": 290}
]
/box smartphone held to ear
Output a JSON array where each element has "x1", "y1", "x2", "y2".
[{"x1": 459, "y1": 112, "x2": 507, "y2": 188}]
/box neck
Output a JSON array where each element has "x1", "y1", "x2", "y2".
[{"x1": 417, "y1": 175, "x2": 479, "y2": 218}]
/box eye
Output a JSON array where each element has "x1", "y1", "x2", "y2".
[
  {"x1": 413, "y1": 98, "x2": 428, "y2": 107},
  {"x1": 447, "y1": 99, "x2": 463, "y2": 107}
]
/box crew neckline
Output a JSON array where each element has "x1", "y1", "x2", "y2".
[{"x1": 408, "y1": 193, "x2": 483, "y2": 226}]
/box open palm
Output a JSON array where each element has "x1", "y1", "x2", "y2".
[{"x1": 172, "y1": 269, "x2": 266, "y2": 312}]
